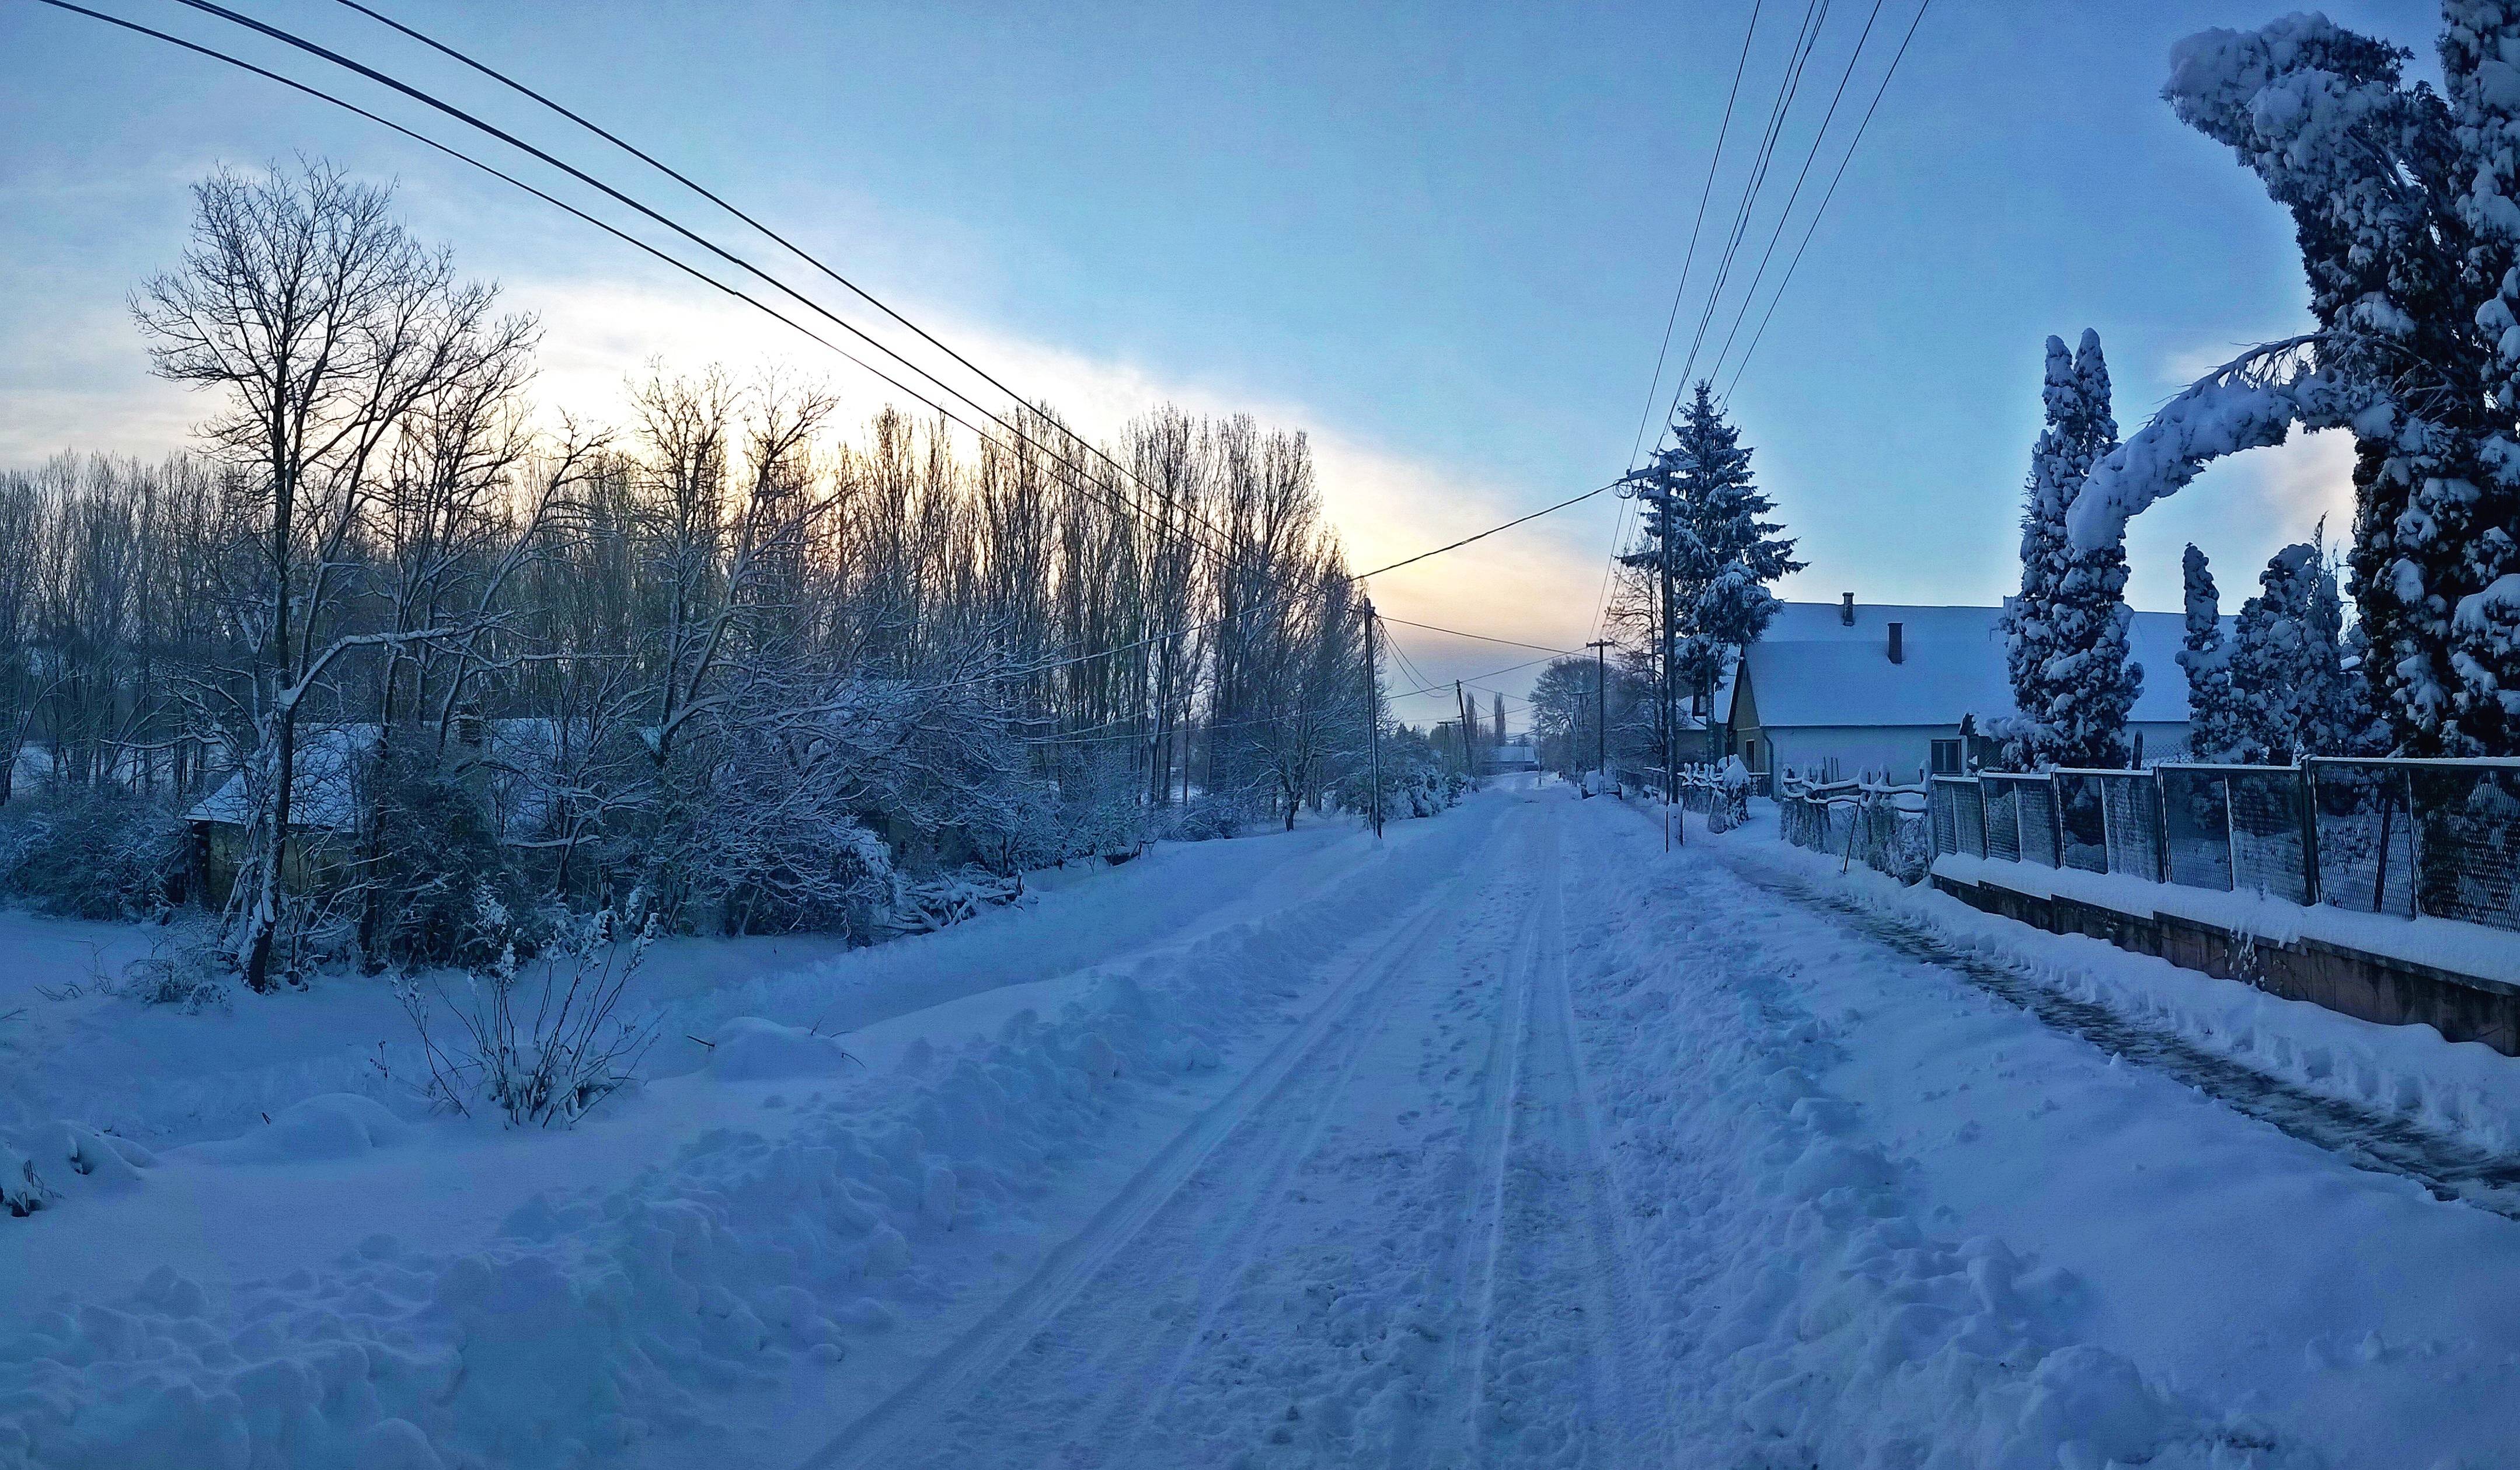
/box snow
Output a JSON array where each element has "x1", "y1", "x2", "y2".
[
  {"x1": 1932, "y1": 848, "x2": 2520, "y2": 990},
  {"x1": 9, "y1": 782, "x2": 2520, "y2": 1466}
]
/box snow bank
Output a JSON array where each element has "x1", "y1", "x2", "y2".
[
  {"x1": 189, "y1": 1094, "x2": 411, "y2": 1165},
  {"x1": 1740, "y1": 819, "x2": 2520, "y2": 1158},
  {"x1": 1568, "y1": 808, "x2": 2302, "y2": 1466},
  {"x1": 702, "y1": 1017, "x2": 863, "y2": 1082},
  {"x1": 0, "y1": 807, "x2": 1486, "y2": 1469}
]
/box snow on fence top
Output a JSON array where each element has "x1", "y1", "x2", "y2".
[{"x1": 1924, "y1": 759, "x2": 2520, "y2": 942}]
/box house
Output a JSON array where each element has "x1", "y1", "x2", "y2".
[
  {"x1": 186, "y1": 719, "x2": 564, "y2": 903},
  {"x1": 1724, "y1": 594, "x2": 2208, "y2": 785},
  {"x1": 1484, "y1": 736, "x2": 1540, "y2": 775}
]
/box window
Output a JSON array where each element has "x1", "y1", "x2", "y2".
[{"x1": 1930, "y1": 739, "x2": 1965, "y2": 776}]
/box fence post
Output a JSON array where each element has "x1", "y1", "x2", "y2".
[
  {"x1": 2149, "y1": 767, "x2": 2170, "y2": 883},
  {"x1": 2097, "y1": 773, "x2": 2115, "y2": 876},
  {"x1": 2403, "y1": 766, "x2": 2425, "y2": 919},
  {"x1": 2298, "y1": 762, "x2": 2321, "y2": 907},
  {"x1": 2221, "y1": 774, "x2": 2239, "y2": 892}
]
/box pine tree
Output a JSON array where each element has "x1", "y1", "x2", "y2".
[
  {"x1": 2000, "y1": 330, "x2": 2140, "y2": 768},
  {"x1": 1621, "y1": 383, "x2": 1801, "y2": 761},
  {"x1": 2226, "y1": 541, "x2": 2362, "y2": 762},
  {"x1": 2177, "y1": 544, "x2": 2242, "y2": 761}
]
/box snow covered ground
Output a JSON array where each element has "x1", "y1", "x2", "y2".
[{"x1": 7, "y1": 779, "x2": 2520, "y2": 1467}]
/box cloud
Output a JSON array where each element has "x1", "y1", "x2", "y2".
[{"x1": 514, "y1": 272, "x2": 1612, "y2": 675}]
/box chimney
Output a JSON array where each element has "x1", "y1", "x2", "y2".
[
  {"x1": 1888, "y1": 621, "x2": 1904, "y2": 664},
  {"x1": 1840, "y1": 591, "x2": 1856, "y2": 626}
]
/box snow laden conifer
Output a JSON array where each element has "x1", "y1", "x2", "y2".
[
  {"x1": 1619, "y1": 382, "x2": 1801, "y2": 761},
  {"x1": 2177, "y1": 544, "x2": 2243, "y2": 762},
  {"x1": 2065, "y1": 11, "x2": 2520, "y2": 754},
  {"x1": 1999, "y1": 330, "x2": 2141, "y2": 768},
  {"x1": 2225, "y1": 538, "x2": 2366, "y2": 763}
]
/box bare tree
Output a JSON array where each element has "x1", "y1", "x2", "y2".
[{"x1": 133, "y1": 162, "x2": 533, "y2": 988}]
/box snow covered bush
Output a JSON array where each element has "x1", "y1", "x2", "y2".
[
  {"x1": 114, "y1": 928, "x2": 233, "y2": 1012},
  {"x1": 358, "y1": 740, "x2": 543, "y2": 971},
  {"x1": 401, "y1": 896, "x2": 661, "y2": 1127},
  {"x1": 0, "y1": 790, "x2": 190, "y2": 921}
]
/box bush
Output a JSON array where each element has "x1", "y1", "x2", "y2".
[
  {"x1": 362, "y1": 743, "x2": 542, "y2": 970},
  {"x1": 0, "y1": 792, "x2": 189, "y2": 921},
  {"x1": 400, "y1": 894, "x2": 660, "y2": 1127}
]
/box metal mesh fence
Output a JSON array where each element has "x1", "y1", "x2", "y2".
[
  {"x1": 2407, "y1": 762, "x2": 2520, "y2": 932},
  {"x1": 1913, "y1": 757, "x2": 2518, "y2": 938},
  {"x1": 2308, "y1": 761, "x2": 2416, "y2": 917},
  {"x1": 2228, "y1": 767, "x2": 2311, "y2": 904},
  {"x1": 1982, "y1": 778, "x2": 2021, "y2": 862},
  {"x1": 1951, "y1": 779, "x2": 1984, "y2": 858},
  {"x1": 2054, "y1": 773, "x2": 2108, "y2": 873},
  {"x1": 2017, "y1": 781, "x2": 2060, "y2": 866},
  {"x1": 2097, "y1": 772, "x2": 2164, "y2": 882},
  {"x1": 2159, "y1": 766, "x2": 2235, "y2": 891}
]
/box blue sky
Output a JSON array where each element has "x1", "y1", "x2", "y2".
[{"x1": 0, "y1": 0, "x2": 2438, "y2": 722}]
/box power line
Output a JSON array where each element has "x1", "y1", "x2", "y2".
[
  {"x1": 1624, "y1": 0, "x2": 1765, "y2": 474},
  {"x1": 326, "y1": 0, "x2": 1246, "y2": 566},
  {"x1": 1663, "y1": 0, "x2": 1832, "y2": 424},
  {"x1": 1700, "y1": 0, "x2": 1890, "y2": 388},
  {"x1": 160, "y1": 0, "x2": 1247, "y2": 575},
  {"x1": 1374, "y1": 615, "x2": 1583, "y2": 656},
  {"x1": 38, "y1": 0, "x2": 1626, "y2": 701},
  {"x1": 1722, "y1": 0, "x2": 1931, "y2": 401}
]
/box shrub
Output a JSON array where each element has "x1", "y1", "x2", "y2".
[{"x1": 0, "y1": 792, "x2": 189, "y2": 921}]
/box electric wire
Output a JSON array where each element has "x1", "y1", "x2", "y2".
[
  {"x1": 1699, "y1": 0, "x2": 1889, "y2": 388},
  {"x1": 1721, "y1": 0, "x2": 1930, "y2": 401},
  {"x1": 35, "y1": 0, "x2": 1626, "y2": 708}
]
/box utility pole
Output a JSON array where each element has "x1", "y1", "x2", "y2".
[
  {"x1": 1655, "y1": 484, "x2": 1681, "y2": 850},
  {"x1": 1365, "y1": 603, "x2": 1387, "y2": 839},
  {"x1": 1586, "y1": 638, "x2": 1613, "y2": 799}
]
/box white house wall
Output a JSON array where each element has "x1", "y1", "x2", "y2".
[{"x1": 1765, "y1": 720, "x2": 2195, "y2": 785}]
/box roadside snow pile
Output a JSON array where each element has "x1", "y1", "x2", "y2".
[
  {"x1": 1735, "y1": 824, "x2": 2520, "y2": 1158},
  {"x1": 703, "y1": 1016, "x2": 864, "y2": 1081},
  {"x1": 1573, "y1": 817, "x2": 2310, "y2": 1467},
  {"x1": 0, "y1": 830, "x2": 1446, "y2": 1469}
]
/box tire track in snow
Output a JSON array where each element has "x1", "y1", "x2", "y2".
[
  {"x1": 1720, "y1": 858, "x2": 2520, "y2": 1222},
  {"x1": 799, "y1": 823, "x2": 1501, "y2": 1470}
]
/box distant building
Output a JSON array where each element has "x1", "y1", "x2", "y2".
[
  {"x1": 1484, "y1": 736, "x2": 1540, "y2": 775},
  {"x1": 1723, "y1": 594, "x2": 2208, "y2": 784}
]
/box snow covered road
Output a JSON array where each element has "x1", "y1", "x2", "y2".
[
  {"x1": 12, "y1": 780, "x2": 2520, "y2": 1468},
  {"x1": 807, "y1": 782, "x2": 2520, "y2": 1468}
]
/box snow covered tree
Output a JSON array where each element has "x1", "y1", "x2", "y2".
[
  {"x1": 1998, "y1": 330, "x2": 2141, "y2": 768},
  {"x1": 1619, "y1": 382, "x2": 1800, "y2": 762},
  {"x1": 2065, "y1": 11, "x2": 2520, "y2": 755},
  {"x1": 2177, "y1": 544, "x2": 2244, "y2": 761},
  {"x1": 2225, "y1": 537, "x2": 2367, "y2": 762}
]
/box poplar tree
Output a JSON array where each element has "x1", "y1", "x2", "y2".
[
  {"x1": 2177, "y1": 544, "x2": 2243, "y2": 761},
  {"x1": 2000, "y1": 330, "x2": 2141, "y2": 768}
]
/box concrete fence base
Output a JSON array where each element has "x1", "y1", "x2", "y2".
[{"x1": 1932, "y1": 870, "x2": 2520, "y2": 1057}]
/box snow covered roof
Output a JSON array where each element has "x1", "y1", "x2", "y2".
[
  {"x1": 186, "y1": 719, "x2": 565, "y2": 838},
  {"x1": 1733, "y1": 598, "x2": 2205, "y2": 730}
]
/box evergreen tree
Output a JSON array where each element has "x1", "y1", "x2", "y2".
[
  {"x1": 2226, "y1": 539, "x2": 2363, "y2": 762},
  {"x1": 2000, "y1": 330, "x2": 2141, "y2": 767},
  {"x1": 2177, "y1": 544, "x2": 2243, "y2": 761},
  {"x1": 1620, "y1": 382, "x2": 1801, "y2": 761},
  {"x1": 2134, "y1": 12, "x2": 2520, "y2": 753}
]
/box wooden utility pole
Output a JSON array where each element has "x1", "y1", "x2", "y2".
[
  {"x1": 1656, "y1": 486, "x2": 1681, "y2": 850},
  {"x1": 1362, "y1": 600, "x2": 1383, "y2": 839},
  {"x1": 1586, "y1": 638, "x2": 1613, "y2": 797}
]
